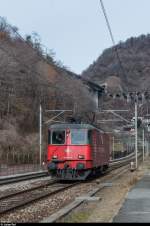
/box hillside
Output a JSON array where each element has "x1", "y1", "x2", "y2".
[
  {"x1": 0, "y1": 18, "x2": 95, "y2": 158},
  {"x1": 82, "y1": 34, "x2": 150, "y2": 93},
  {"x1": 81, "y1": 34, "x2": 150, "y2": 133}
]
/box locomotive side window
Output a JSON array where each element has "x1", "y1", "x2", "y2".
[
  {"x1": 71, "y1": 129, "x2": 87, "y2": 145},
  {"x1": 52, "y1": 130, "x2": 66, "y2": 145}
]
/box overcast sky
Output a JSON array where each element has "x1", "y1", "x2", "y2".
[{"x1": 0, "y1": 0, "x2": 150, "y2": 74}]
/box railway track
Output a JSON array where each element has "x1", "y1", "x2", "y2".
[
  {"x1": 41, "y1": 154, "x2": 143, "y2": 223},
  {"x1": 0, "y1": 153, "x2": 141, "y2": 218},
  {"x1": 0, "y1": 171, "x2": 48, "y2": 185},
  {"x1": 110, "y1": 152, "x2": 141, "y2": 170},
  {"x1": 0, "y1": 152, "x2": 138, "y2": 186},
  {"x1": 0, "y1": 180, "x2": 80, "y2": 215},
  {"x1": 41, "y1": 164, "x2": 132, "y2": 223}
]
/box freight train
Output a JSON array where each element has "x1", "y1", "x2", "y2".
[{"x1": 47, "y1": 124, "x2": 111, "y2": 180}]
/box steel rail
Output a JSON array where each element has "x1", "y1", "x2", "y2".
[
  {"x1": 0, "y1": 181, "x2": 80, "y2": 215},
  {"x1": 0, "y1": 179, "x2": 57, "y2": 201},
  {"x1": 0, "y1": 154, "x2": 142, "y2": 216},
  {"x1": 41, "y1": 164, "x2": 133, "y2": 223},
  {"x1": 48, "y1": 154, "x2": 143, "y2": 223}
]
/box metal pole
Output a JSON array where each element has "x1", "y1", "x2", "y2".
[
  {"x1": 143, "y1": 129, "x2": 145, "y2": 162},
  {"x1": 39, "y1": 104, "x2": 42, "y2": 167},
  {"x1": 135, "y1": 101, "x2": 138, "y2": 169},
  {"x1": 147, "y1": 141, "x2": 149, "y2": 157}
]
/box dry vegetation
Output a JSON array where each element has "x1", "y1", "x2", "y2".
[{"x1": 0, "y1": 17, "x2": 95, "y2": 158}]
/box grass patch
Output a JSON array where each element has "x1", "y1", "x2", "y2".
[{"x1": 62, "y1": 210, "x2": 92, "y2": 223}]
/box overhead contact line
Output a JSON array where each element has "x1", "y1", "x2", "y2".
[{"x1": 99, "y1": 0, "x2": 128, "y2": 86}]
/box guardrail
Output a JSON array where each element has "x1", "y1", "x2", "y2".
[
  {"x1": 110, "y1": 153, "x2": 135, "y2": 163},
  {"x1": 110, "y1": 152, "x2": 142, "y2": 168}
]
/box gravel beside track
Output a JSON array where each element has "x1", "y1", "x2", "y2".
[
  {"x1": 0, "y1": 165, "x2": 131, "y2": 223},
  {"x1": 0, "y1": 176, "x2": 52, "y2": 192},
  {"x1": 0, "y1": 181, "x2": 79, "y2": 215}
]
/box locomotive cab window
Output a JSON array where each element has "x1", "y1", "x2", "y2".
[
  {"x1": 52, "y1": 130, "x2": 66, "y2": 145},
  {"x1": 71, "y1": 129, "x2": 87, "y2": 145}
]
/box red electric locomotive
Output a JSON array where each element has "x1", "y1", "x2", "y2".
[{"x1": 47, "y1": 124, "x2": 111, "y2": 180}]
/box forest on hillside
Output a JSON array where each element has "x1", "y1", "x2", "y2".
[{"x1": 0, "y1": 18, "x2": 95, "y2": 158}]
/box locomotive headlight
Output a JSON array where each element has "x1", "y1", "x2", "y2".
[
  {"x1": 52, "y1": 155, "x2": 58, "y2": 159},
  {"x1": 78, "y1": 155, "x2": 85, "y2": 159}
]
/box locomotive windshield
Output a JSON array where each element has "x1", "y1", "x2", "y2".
[
  {"x1": 71, "y1": 129, "x2": 87, "y2": 145},
  {"x1": 51, "y1": 130, "x2": 66, "y2": 145}
]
